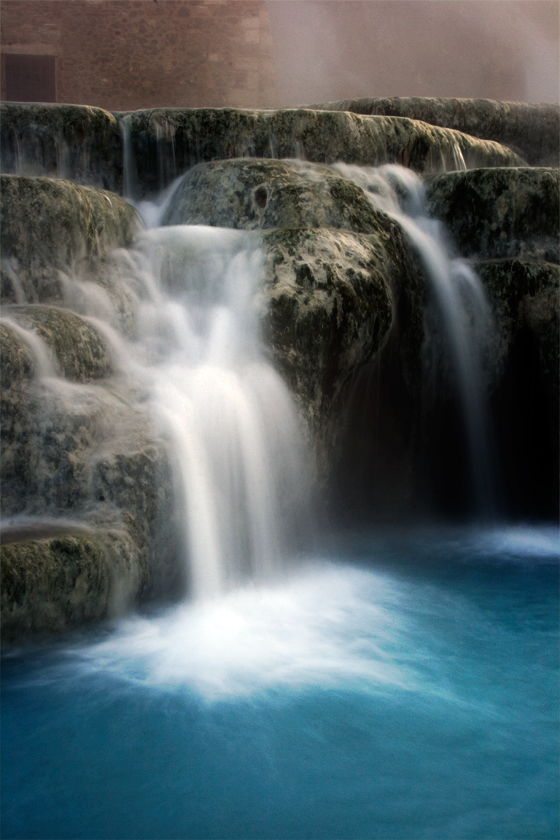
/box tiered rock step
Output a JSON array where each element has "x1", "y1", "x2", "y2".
[
  {"x1": 307, "y1": 97, "x2": 560, "y2": 167},
  {"x1": 1, "y1": 100, "x2": 558, "y2": 640}
]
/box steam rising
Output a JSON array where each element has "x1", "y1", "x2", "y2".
[{"x1": 267, "y1": 0, "x2": 559, "y2": 105}]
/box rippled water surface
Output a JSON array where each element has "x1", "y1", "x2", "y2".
[{"x1": 2, "y1": 526, "x2": 558, "y2": 840}]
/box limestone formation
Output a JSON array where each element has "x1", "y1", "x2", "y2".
[
  {"x1": 425, "y1": 168, "x2": 560, "y2": 263},
  {"x1": 309, "y1": 98, "x2": 560, "y2": 167},
  {"x1": 0, "y1": 103, "x2": 123, "y2": 191},
  {"x1": 0, "y1": 175, "x2": 142, "y2": 305},
  {"x1": 0, "y1": 178, "x2": 179, "y2": 638},
  {"x1": 261, "y1": 226, "x2": 420, "y2": 478},
  {"x1": 122, "y1": 107, "x2": 524, "y2": 196},
  {"x1": 1, "y1": 535, "x2": 112, "y2": 642},
  {"x1": 2, "y1": 306, "x2": 112, "y2": 382}
]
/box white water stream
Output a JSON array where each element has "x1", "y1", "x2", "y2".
[
  {"x1": 334, "y1": 163, "x2": 498, "y2": 516},
  {"x1": 106, "y1": 224, "x2": 307, "y2": 597}
]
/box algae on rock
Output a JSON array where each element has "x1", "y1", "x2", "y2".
[
  {"x1": 121, "y1": 107, "x2": 524, "y2": 197},
  {"x1": 425, "y1": 167, "x2": 560, "y2": 263},
  {"x1": 309, "y1": 98, "x2": 559, "y2": 167},
  {"x1": 0, "y1": 174, "x2": 142, "y2": 305},
  {"x1": 0, "y1": 102, "x2": 123, "y2": 192}
]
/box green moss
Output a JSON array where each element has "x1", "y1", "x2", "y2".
[{"x1": 1, "y1": 535, "x2": 111, "y2": 641}]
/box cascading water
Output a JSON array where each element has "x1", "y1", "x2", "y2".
[
  {"x1": 125, "y1": 225, "x2": 306, "y2": 596},
  {"x1": 2, "y1": 162, "x2": 558, "y2": 840},
  {"x1": 334, "y1": 162, "x2": 499, "y2": 517},
  {"x1": 72, "y1": 222, "x2": 307, "y2": 597}
]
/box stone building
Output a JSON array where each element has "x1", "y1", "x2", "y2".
[{"x1": 0, "y1": 0, "x2": 279, "y2": 110}]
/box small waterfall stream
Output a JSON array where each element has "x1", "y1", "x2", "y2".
[
  {"x1": 125, "y1": 225, "x2": 306, "y2": 596},
  {"x1": 334, "y1": 163, "x2": 499, "y2": 516}
]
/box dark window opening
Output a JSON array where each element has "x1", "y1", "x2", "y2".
[{"x1": 4, "y1": 54, "x2": 56, "y2": 102}]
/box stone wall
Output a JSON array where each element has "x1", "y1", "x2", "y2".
[{"x1": 0, "y1": 0, "x2": 279, "y2": 110}]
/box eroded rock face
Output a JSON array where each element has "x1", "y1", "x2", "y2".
[
  {"x1": 309, "y1": 98, "x2": 560, "y2": 167},
  {"x1": 425, "y1": 168, "x2": 560, "y2": 263},
  {"x1": 0, "y1": 179, "x2": 180, "y2": 640},
  {"x1": 0, "y1": 103, "x2": 123, "y2": 191},
  {"x1": 0, "y1": 363, "x2": 180, "y2": 638},
  {"x1": 121, "y1": 107, "x2": 523, "y2": 197},
  {"x1": 0, "y1": 175, "x2": 142, "y2": 305},
  {"x1": 260, "y1": 226, "x2": 419, "y2": 477}
]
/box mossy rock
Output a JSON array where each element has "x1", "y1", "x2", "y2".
[
  {"x1": 0, "y1": 375, "x2": 180, "y2": 640},
  {"x1": 0, "y1": 103, "x2": 123, "y2": 192},
  {"x1": 120, "y1": 107, "x2": 523, "y2": 197},
  {"x1": 476, "y1": 258, "x2": 559, "y2": 401},
  {"x1": 0, "y1": 535, "x2": 111, "y2": 641},
  {"x1": 0, "y1": 175, "x2": 142, "y2": 305},
  {"x1": 3, "y1": 305, "x2": 112, "y2": 382},
  {"x1": 0, "y1": 321, "x2": 36, "y2": 390},
  {"x1": 309, "y1": 98, "x2": 559, "y2": 167},
  {"x1": 261, "y1": 224, "x2": 422, "y2": 479},
  {"x1": 162, "y1": 158, "x2": 388, "y2": 232},
  {"x1": 425, "y1": 167, "x2": 559, "y2": 262}
]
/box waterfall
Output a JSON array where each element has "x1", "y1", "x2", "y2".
[
  {"x1": 99, "y1": 224, "x2": 307, "y2": 598},
  {"x1": 3, "y1": 218, "x2": 308, "y2": 601},
  {"x1": 334, "y1": 163, "x2": 499, "y2": 517}
]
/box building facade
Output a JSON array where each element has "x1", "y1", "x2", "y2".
[{"x1": 0, "y1": 0, "x2": 279, "y2": 111}]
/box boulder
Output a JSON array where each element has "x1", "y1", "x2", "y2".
[
  {"x1": 121, "y1": 107, "x2": 523, "y2": 197},
  {"x1": 0, "y1": 175, "x2": 142, "y2": 305},
  {"x1": 162, "y1": 158, "x2": 389, "y2": 233},
  {"x1": 0, "y1": 103, "x2": 123, "y2": 192},
  {"x1": 425, "y1": 168, "x2": 560, "y2": 262},
  {"x1": 308, "y1": 98, "x2": 560, "y2": 167}
]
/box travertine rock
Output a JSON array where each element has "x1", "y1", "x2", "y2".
[
  {"x1": 309, "y1": 98, "x2": 559, "y2": 167},
  {"x1": 425, "y1": 168, "x2": 560, "y2": 262}
]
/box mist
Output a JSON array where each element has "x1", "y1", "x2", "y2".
[{"x1": 266, "y1": 0, "x2": 559, "y2": 105}]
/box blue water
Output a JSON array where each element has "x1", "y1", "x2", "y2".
[{"x1": 2, "y1": 525, "x2": 558, "y2": 840}]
